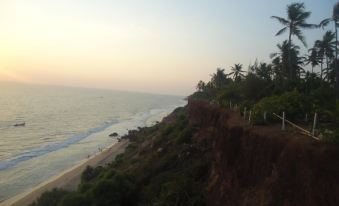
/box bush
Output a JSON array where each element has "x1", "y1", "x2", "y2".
[
  {"x1": 112, "y1": 154, "x2": 124, "y2": 167},
  {"x1": 81, "y1": 166, "x2": 103, "y2": 183},
  {"x1": 78, "y1": 182, "x2": 92, "y2": 193},
  {"x1": 160, "y1": 124, "x2": 175, "y2": 136},
  {"x1": 176, "y1": 126, "x2": 195, "y2": 144},
  {"x1": 91, "y1": 173, "x2": 136, "y2": 206},
  {"x1": 252, "y1": 90, "x2": 311, "y2": 124},
  {"x1": 57, "y1": 193, "x2": 91, "y2": 206},
  {"x1": 321, "y1": 129, "x2": 339, "y2": 144},
  {"x1": 29, "y1": 188, "x2": 69, "y2": 206},
  {"x1": 154, "y1": 176, "x2": 206, "y2": 206}
]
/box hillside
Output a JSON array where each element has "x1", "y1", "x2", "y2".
[{"x1": 30, "y1": 100, "x2": 339, "y2": 206}]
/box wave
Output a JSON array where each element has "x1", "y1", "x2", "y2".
[
  {"x1": 0, "y1": 119, "x2": 118, "y2": 171},
  {"x1": 0, "y1": 102, "x2": 186, "y2": 171}
]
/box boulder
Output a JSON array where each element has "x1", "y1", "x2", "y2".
[{"x1": 109, "y1": 132, "x2": 118, "y2": 137}]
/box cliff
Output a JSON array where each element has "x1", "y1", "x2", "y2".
[
  {"x1": 30, "y1": 100, "x2": 339, "y2": 206},
  {"x1": 188, "y1": 100, "x2": 339, "y2": 206}
]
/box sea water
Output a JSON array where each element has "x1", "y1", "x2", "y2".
[{"x1": 0, "y1": 82, "x2": 186, "y2": 201}]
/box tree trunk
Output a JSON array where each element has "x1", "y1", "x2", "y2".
[
  {"x1": 321, "y1": 60, "x2": 323, "y2": 80},
  {"x1": 288, "y1": 30, "x2": 293, "y2": 84},
  {"x1": 335, "y1": 21, "x2": 339, "y2": 99},
  {"x1": 326, "y1": 56, "x2": 329, "y2": 82}
]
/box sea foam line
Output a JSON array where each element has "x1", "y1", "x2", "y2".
[{"x1": 0, "y1": 120, "x2": 118, "y2": 171}]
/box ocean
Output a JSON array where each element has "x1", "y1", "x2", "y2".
[{"x1": 0, "y1": 82, "x2": 186, "y2": 202}]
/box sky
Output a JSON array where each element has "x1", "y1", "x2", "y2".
[{"x1": 0, "y1": 0, "x2": 336, "y2": 95}]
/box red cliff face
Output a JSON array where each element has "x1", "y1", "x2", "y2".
[{"x1": 188, "y1": 100, "x2": 339, "y2": 206}]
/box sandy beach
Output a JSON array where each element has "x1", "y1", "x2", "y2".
[{"x1": 0, "y1": 140, "x2": 129, "y2": 206}]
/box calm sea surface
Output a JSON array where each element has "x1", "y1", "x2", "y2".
[{"x1": 0, "y1": 82, "x2": 186, "y2": 201}]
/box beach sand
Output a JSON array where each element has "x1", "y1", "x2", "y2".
[{"x1": 0, "y1": 140, "x2": 129, "y2": 206}]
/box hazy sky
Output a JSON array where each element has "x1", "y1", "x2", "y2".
[{"x1": 0, "y1": 0, "x2": 336, "y2": 95}]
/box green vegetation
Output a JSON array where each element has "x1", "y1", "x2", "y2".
[
  {"x1": 30, "y1": 107, "x2": 212, "y2": 206},
  {"x1": 30, "y1": 2, "x2": 339, "y2": 206},
  {"x1": 190, "y1": 2, "x2": 339, "y2": 139}
]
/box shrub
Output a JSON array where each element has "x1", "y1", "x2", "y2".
[
  {"x1": 91, "y1": 173, "x2": 136, "y2": 206},
  {"x1": 321, "y1": 129, "x2": 339, "y2": 144},
  {"x1": 160, "y1": 124, "x2": 175, "y2": 136},
  {"x1": 252, "y1": 90, "x2": 311, "y2": 124},
  {"x1": 29, "y1": 188, "x2": 69, "y2": 206},
  {"x1": 154, "y1": 176, "x2": 206, "y2": 206},
  {"x1": 57, "y1": 193, "x2": 91, "y2": 206},
  {"x1": 112, "y1": 154, "x2": 124, "y2": 167},
  {"x1": 81, "y1": 166, "x2": 103, "y2": 183},
  {"x1": 78, "y1": 182, "x2": 92, "y2": 193},
  {"x1": 176, "y1": 126, "x2": 195, "y2": 144}
]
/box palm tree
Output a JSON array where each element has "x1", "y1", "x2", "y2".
[
  {"x1": 304, "y1": 48, "x2": 320, "y2": 73},
  {"x1": 255, "y1": 62, "x2": 273, "y2": 81},
  {"x1": 320, "y1": 2, "x2": 339, "y2": 97},
  {"x1": 270, "y1": 40, "x2": 301, "y2": 81},
  {"x1": 196, "y1": 80, "x2": 206, "y2": 92},
  {"x1": 210, "y1": 68, "x2": 228, "y2": 88},
  {"x1": 229, "y1": 64, "x2": 245, "y2": 81},
  {"x1": 271, "y1": 56, "x2": 283, "y2": 82},
  {"x1": 271, "y1": 2, "x2": 317, "y2": 81},
  {"x1": 315, "y1": 31, "x2": 336, "y2": 82}
]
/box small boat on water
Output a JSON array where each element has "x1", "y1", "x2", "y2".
[{"x1": 14, "y1": 122, "x2": 25, "y2": 127}]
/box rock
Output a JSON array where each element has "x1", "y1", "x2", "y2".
[
  {"x1": 14, "y1": 122, "x2": 25, "y2": 127},
  {"x1": 109, "y1": 132, "x2": 118, "y2": 137}
]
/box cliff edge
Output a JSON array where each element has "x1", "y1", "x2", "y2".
[{"x1": 188, "y1": 100, "x2": 339, "y2": 206}]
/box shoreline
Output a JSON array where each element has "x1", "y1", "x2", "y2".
[{"x1": 0, "y1": 139, "x2": 129, "y2": 206}]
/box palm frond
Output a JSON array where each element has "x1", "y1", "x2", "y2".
[
  {"x1": 270, "y1": 52, "x2": 278, "y2": 59},
  {"x1": 271, "y1": 16, "x2": 289, "y2": 25},
  {"x1": 296, "y1": 11, "x2": 311, "y2": 21},
  {"x1": 333, "y1": 2, "x2": 339, "y2": 20},
  {"x1": 294, "y1": 28, "x2": 307, "y2": 47},
  {"x1": 299, "y1": 23, "x2": 318, "y2": 29},
  {"x1": 320, "y1": 18, "x2": 332, "y2": 28},
  {"x1": 275, "y1": 27, "x2": 288, "y2": 36}
]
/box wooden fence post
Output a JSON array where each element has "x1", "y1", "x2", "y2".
[
  {"x1": 249, "y1": 110, "x2": 252, "y2": 123},
  {"x1": 244, "y1": 107, "x2": 247, "y2": 119},
  {"x1": 312, "y1": 113, "x2": 317, "y2": 136},
  {"x1": 263, "y1": 111, "x2": 267, "y2": 122},
  {"x1": 282, "y1": 112, "x2": 285, "y2": 130},
  {"x1": 229, "y1": 101, "x2": 232, "y2": 109}
]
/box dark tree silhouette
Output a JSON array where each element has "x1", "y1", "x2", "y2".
[
  {"x1": 315, "y1": 31, "x2": 335, "y2": 82},
  {"x1": 196, "y1": 80, "x2": 206, "y2": 91},
  {"x1": 320, "y1": 2, "x2": 339, "y2": 97},
  {"x1": 304, "y1": 48, "x2": 320, "y2": 73},
  {"x1": 229, "y1": 64, "x2": 245, "y2": 82},
  {"x1": 210, "y1": 68, "x2": 229, "y2": 88},
  {"x1": 270, "y1": 40, "x2": 301, "y2": 83},
  {"x1": 271, "y1": 2, "x2": 317, "y2": 81}
]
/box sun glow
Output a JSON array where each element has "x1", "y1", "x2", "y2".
[
  {"x1": 0, "y1": 0, "x2": 332, "y2": 95},
  {"x1": 0, "y1": 67, "x2": 30, "y2": 82}
]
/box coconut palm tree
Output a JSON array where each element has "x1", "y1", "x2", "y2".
[
  {"x1": 196, "y1": 80, "x2": 206, "y2": 92},
  {"x1": 255, "y1": 62, "x2": 273, "y2": 81},
  {"x1": 271, "y1": 2, "x2": 317, "y2": 81},
  {"x1": 229, "y1": 64, "x2": 245, "y2": 81},
  {"x1": 210, "y1": 68, "x2": 228, "y2": 88},
  {"x1": 315, "y1": 31, "x2": 336, "y2": 82},
  {"x1": 304, "y1": 48, "x2": 320, "y2": 73},
  {"x1": 320, "y1": 2, "x2": 339, "y2": 97},
  {"x1": 270, "y1": 40, "x2": 301, "y2": 81},
  {"x1": 271, "y1": 56, "x2": 283, "y2": 82}
]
